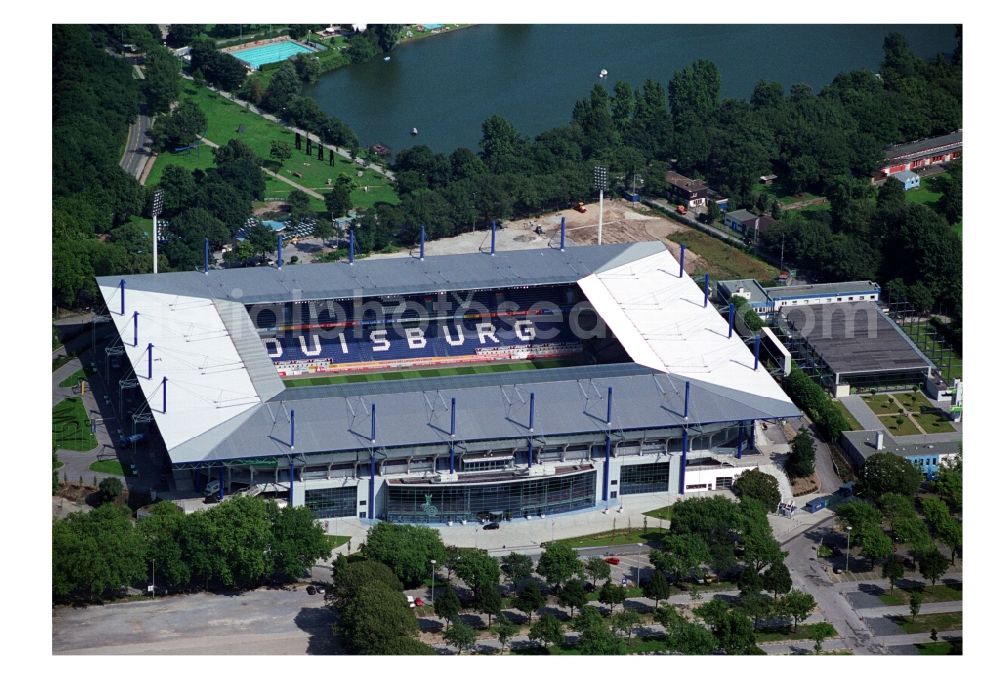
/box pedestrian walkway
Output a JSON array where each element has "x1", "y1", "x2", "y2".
[{"x1": 196, "y1": 135, "x2": 324, "y2": 200}]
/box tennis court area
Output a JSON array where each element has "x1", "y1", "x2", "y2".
[{"x1": 230, "y1": 40, "x2": 315, "y2": 69}]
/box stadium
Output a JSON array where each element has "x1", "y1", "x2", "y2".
[{"x1": 95, "y1": 239, "x2": 799, "y2": 524}]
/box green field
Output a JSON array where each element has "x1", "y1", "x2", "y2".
[
  {"x1": 880, "y1": 415, "x2": 921, "y2": 437},
  {"x1": 755, "y1": 623, "x2": 834, "y2": 643},
  {"x1": 666, "y1": 229, "x2": 779, "y2": 282},
  {"x1": 89, "y1": 459, "x2": 126, "y2": 476},
  {"x1": 912, "y1": 408, "x2": 955, "y2": 434},
  {"x1": 904, "y1": 172, "x2": 961, "y2": 238},
  {"x1": 552, "y1": 527, "x2": 667, "y2": 550},
  {"x1": 831, "y1": 399, "x2": 864, "y2": 431},
  {"x1": 58, "y1": 369, "x2": 87, "y2": 389},
  {"x1": 146, "y1": 81, "x2": 398, "y2": 210},
  {"x1": 642, "y1": 505, "x2": 673, "y2": 523},
  {"x1": 53, "y1": 398, "x2": 98, "y2": 452},
  {"x1": 893, "y1": 611, "x2": 962, "y2": 634},
  {"x1": 915, "y1": 639, "x2": 962, "y2": 655},
  {"x1": 864, "y1": 394, "x2": 901, "y2": 414},
  {"x1": 283, "y1": 357, "x2": 584, "y2": 388},
  {"x1": 879, "y1": 583, "x2": 962, "y2": 606},
  {"x1": 325, "y1": 534, "x2": 351, "y2": 549}
]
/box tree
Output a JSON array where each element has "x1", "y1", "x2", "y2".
[
  {"x1": 935, "y1": 451, "x2": 962, "y2": 512},
  {"x1": 143, "y1": 48, "x2": 181, "y2": 115},
  {"x1": 137, "y1": 501, "x2": 189, "y2": 592},
  {"x1": 369, "y1": 24, "x2": 405, "y2": 53},
  {"x1": 645, "y1": 569, "x2": 670, "y2": 609},
  {"x1": 787, "y1": 432, "x2": 816, "y2": 478},
  {"x1": 325, "y1": 181, "x2": 352, "y2": 219},
  {"x1": 98, "y1": 477, "x2": 124, "y2": 504},
  {"x1": 492, "y1": 617, "x2": 517, "y2": 654},
  {"x1": 557, "y1": 577, "x2": 587, "y2": 617},
  {"x1": 883, "y1": 557, "x2": 905, "y2": 592},
  {"x1": 453, "y1": 549, "x2": 501, "y2": 598},
  {"x1": 732, "y1": 469, "x2": 781, "y2": 511},
  {"x1": 381, "y1": 636, "x2": 436, "y2": 655},
  {"x1": 360, "y1": 522, "x2": 446, "y2": 588},
  {"x1": 598, "y1": 580, "x2": 626, "y2": 613},
  {"x1": 263, "y1": 61, "x2": 301, "y2": 113},
  {"x1": 270, "y1": 140, "x2": 292, "y2": 167},
  {"x1": 650, "y1": 533, "x2": 711, "y2": 583},
  {"x1": 715, "y1": 611, "x2": 759, "y2": 655},
  {"x1": 663, "y1": 614, "x2": 718, "y2": 655},
  {"x1": 761, "y1": 562, "x2": 792, "y2": 599},
  {"x1": 433, "y1": 584, "x2": 461, "y2": 628},
  {"x1": 808, "y1": 621, "x2": 836, "y2": 654},
  {"x1": 938, "y1": 517, "x2": 962, "y2": 563},
  {"x1": 500, "y1": 552, "x2": 535, "y2": 587},
  {"x1": 918, "y1": 549, "x2": 949, "y2": 587},
  {"x1": 150, "y1": 100, "x2": 208, "y2": 152},
  {"x1": 611, "y1": 608, "x2": 642, "y2": 646},
  {"x1": 529, "y1": 614, "x2": 564, "y2": 650},
  {"x1": 479, "y1": 115, "x2": 524, "y2": 174},
  {"x1": 286, "y1": 189, "x2": 311, "y2": 220},
  {"x1": 476, "y1": 584, "x2": 503, "y2": 628},
  {"x1": 584, "y1": 557, "x2": 612, "y2": 587},
  {"x1": 291, "y1": 54, "x2": 321, "y2": 84},
  {"x1": 856, "y1": 452, "x2": 923, "y2": 499},
  {"x1": 513, "y1": 579, "x2": 546, "y2": 622},
  {"x1": 536, "y1": 541, "x2": 582, "y2": 590},
  {"x1": 311, "y1": 218, "x2": 334, "y2": 243},
  {"x1": 909, "y1": 590, "x2": 923, "y2": 621},
  {"x1": 706, "y1": 199, "x2": 722, "y2": 223},
  {"x1": 443, "y1": 619, "x2": 477, "y2": 655},
  {"x1": 781, "y1": 589, "x2": 816, "y2": 630},
  {"x1": 578, "y1": 622, "x2": 627, "y2": 655},
  {"x1": 267, "y1": 503, "x2": 332, "y2": 581}
]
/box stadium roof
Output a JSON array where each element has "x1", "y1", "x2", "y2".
[
  {"x1": 97, "y1": 242, "x2": 799, "y2": 465},
  {"x1": 781, "y1": 302, "x2": 933, "y2": 376},
  {"x1": 96, "y1": 242, "x2": 663, "y2": 305}
]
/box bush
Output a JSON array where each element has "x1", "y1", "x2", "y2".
[{"x1": 98, "y1": 477, "x2": 124, "y2": 504}]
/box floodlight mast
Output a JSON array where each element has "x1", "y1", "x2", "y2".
[
  {"x1": 593, "y1": 166, "x2": 608, "y2": 245},
  {"x1": 151, "y1": 189, "x2": 165, "y2": 274}
]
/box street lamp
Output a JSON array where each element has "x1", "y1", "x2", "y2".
[
  {"x1": 593, "y1": 165, "x2": 608, "y2": 245},
  {"x1": 151, "y1": 189, "x2": 165, "y2": 274},
  {"x1": 845, "y1": 525, "x2": 852, "y2": 575},
  {"x1": 430, "y1": 559, "x2": 437, "y2": 601}
]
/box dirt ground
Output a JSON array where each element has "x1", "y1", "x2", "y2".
[{"x1": 367, "y1": 199, "x2": 705, "y2": 273}]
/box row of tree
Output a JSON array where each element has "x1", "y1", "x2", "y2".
[
  {"x1": 781, "y1": 368, "x2": 851, "y2": 441},
  {"x1": 53, "y1": 496, "x2": 332, "y2": 604}
]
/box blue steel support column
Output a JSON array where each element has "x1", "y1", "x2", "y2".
[
  {"x1": 132, "y1": 311, "x2": 139, "y2": 347},
  {"x1": 419, "y1": 225, "x2": 425, "y2": 260},
  {"x1": 490, "y1": 220, "x2": 496, "y2": 256},
  {"x1": 728, "y1": 303, "x2": 735, "y2": 338},
  {"x1": 679, "y1": 245, "x2": 686, "y2": 277},
  {"x1": 703, "y1": 274, "x2": 710, "y2": 308},
  {"x1": 559, "y1": 216, "x2": 566, "y2": 251},
  {"x1": 449, "y1": 397, "x2": 456, "y2": 474},
  {"x1": 162, "y1": 377, "x2": 167, "y2": 413},
  {"x1": 528, "y1": 392, "x2": 536, "y2": 466},
  {"x1": 754, "y1": 335, "x2": 761, "y2": 371},
  {"x1": 204, "y1": 238, "x2": 209, "y2": 274},
  {"x1": 749, "y1": 421, "x2": 756, "y2": 454},
  {"x1": 218, "y1": 466, "x2": 224, "y2": 500},
  {"x1": 147, "y1": 343, "x2": 153, "y2": 379},
  {"x1": 289, "y1": 458, "x2": 294, "y2": 505},
  {"x1": 290, "y1": 409, "x2": 295, "y2": 449},
  {"x1": 683, "y1": 380, "x2": 690, "y2": 419},
  {"x1": 119, "y1": 280, "x2": 125, "y2": 315},
  {"x1": 680, "y1": 430, "x2": 688, "y2": 495},
  {"x1": 369, "y1": 404, "x2": 376, "y2": 519},
  {"x1": 349, "y1": 229, "x2": 355, "y2": 265},
  {"x1": 736, "y1": 422, "x2": 744, "y2": 460},
  {"x1": 603, "y1": 387, "x2": 613, "y2": 503},
  {"x1": 277, "y1": 235, "x2": 283, "y2": 270}
]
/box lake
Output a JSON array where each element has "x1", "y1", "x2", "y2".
[{"x1": 302, "y1": 24, "x2": 957, "y2": 154}]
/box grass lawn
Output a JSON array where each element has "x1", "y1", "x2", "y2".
[
  {"x1": 755, "y1": 622, "x2": 831, "y2": 643},
  {"x1": 915, "y1": 639, "x2": 962, "y2": 655},
  {"x1": 89, "y1": 459, "x2": 126, "y2": 476},
  {"x1": 666, "y1": 229, "x2": 779, "y2": 281},
  {"x1": 864, "y1": 394, "x2": 901, "y2": 415},
  {"x1": 642, "y1": 505, "x2": 673, "y2": 523},
  {"x1": 58, "y1": 368, "x2": 87, "y2": 389},
  {"x1": 53, "y1": 398, "x2": 98, "y2": 452},
  {"x1": 894, "y1": 391, "x2": 926, "y2": 414},
  {"x1": 325, "y1": 534, "x2": 350, "y2": 549},
  {"x1": 892, "y1": 611, "x2": 962, "y2": 634},
  {"x1": 879, "y1": 414, "x2": 922, "y2": 436},
  {"x1": 283, "y1": 357, "x2": 582, "y2": 387},
  {"x1": 148, "y1": 82, "x2": 398, "y2": 211},
  {"x1": 553, "y1": 527, "x2": 667, "y2": 550},
  {"x1": 879, "y1": 583, "x2": 962, "y2": 606},
  {"x1": 912, "y1": 408, "x2": 956, "y2": 434},
  {"x1": 54, "y1": 460, "x2": 64, "y2": 470},
  {"x1": 831, "y1": 399, "x2": 864, "y2": 431},
  {"x1": 53, "y1": 353, "x2": 74, "y2": 371},
  {"x1": 905, "y1": 180, "x2": 944, "y2": 207}
]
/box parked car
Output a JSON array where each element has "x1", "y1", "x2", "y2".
[
  {"x1": 414, "y1": 597, "x2": 425, "y2": 607},
  {"x1": 574, "y1": 202, "x2": 587, "y2": 213},
  {"x1": 484, "y1": 522, "x2": 500, "y2": 530},
  {"x1": 604, "y1": 556, "x2": 620, "y2": 565}
]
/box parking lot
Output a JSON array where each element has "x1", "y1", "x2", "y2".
[{"x1": 53, "y1": 587, "x2": 337, "y2": 655}]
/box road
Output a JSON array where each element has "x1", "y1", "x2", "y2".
[{"x1": 120, "y1": 64, "x2": 153, "y2": 180}]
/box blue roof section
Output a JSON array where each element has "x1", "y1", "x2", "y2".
[{"x1": 97, "y1": 241, "x2": 666, "y2": 305}]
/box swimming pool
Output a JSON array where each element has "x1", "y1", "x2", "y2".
[{"x1": 230, "y1": 40, "x2": 315, "y2": 70}]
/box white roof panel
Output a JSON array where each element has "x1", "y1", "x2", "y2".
[
  {"x1": 578, "y1": 249, "x2": 793, "y2": 404},
  {"x1": 97, "y1": 284, "x2": 263, "y2": 450}
]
